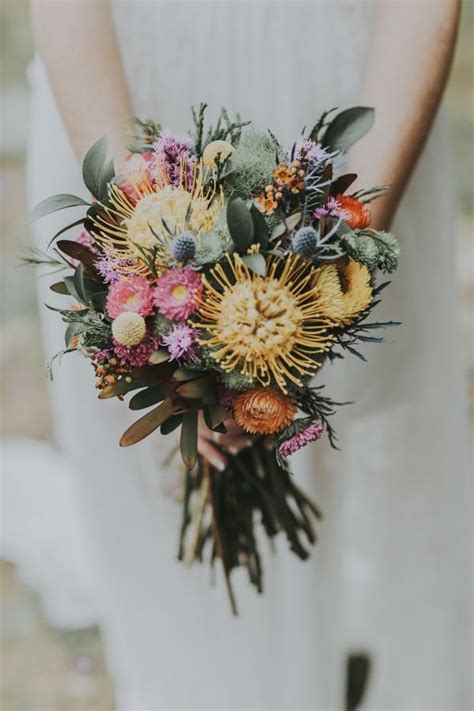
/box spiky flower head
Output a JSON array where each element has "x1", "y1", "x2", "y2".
[
  {"x1": 106, "y1": 275, "x2": 155, "y2": 319},
  {"x1": 292, "y1": 226, "x2": 319, "y2": 257},
  {"x1": 192, "y1": 254, "x2": 334, "y2": 392},
  {"x1": 162, "y1": 323, "x2": 197, "y2": 361},
  {"x1": 111, "y1": 312, "x2": 147, "y2": 347},
  {"x1": 343, "y1": 230, "x2": 399, "y2": 273},
  {"x1": 233, "y1": 387, "x2": 296, "y2": 434},
  {"x1": 152, "y1": 130, "x2": 195, "y2": 189},
  {"x1": 154, "y1": 266, "x2": 203, "y2": 320},
  {"x1": 90, "y1": 163, "x2": 223, "y2": 274},
  {"x1": 314, "y1": 258, "x2": 372, "y2": 326},
  {"x1": 203, "y1": 140, "x2": 234, "y2": 169},
  {"x1": 171, "y1": 232, "x2": 196, "y2": 263},
  {"x1": 335, "y1": 194, "x2": 371, "y2": 230}
]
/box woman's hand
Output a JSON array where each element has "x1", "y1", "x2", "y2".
[{"x1": 197, "y1": 416, "x2": 255, "y2": 472}]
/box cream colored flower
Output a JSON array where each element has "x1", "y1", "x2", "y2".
[
  {"x1": 203, "y1": 140, "x2": 234, "y2": 169},
  {"x1": 112, "y1": 312, "x2": 146, "y2": 346}
]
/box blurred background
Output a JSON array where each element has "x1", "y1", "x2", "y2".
[{"x1": 1, "y1": 1, "x2": 472, "y2": 709}]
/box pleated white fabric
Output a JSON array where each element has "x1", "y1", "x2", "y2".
[{"x1": 23, "y1": 1, "x2": 471, "y2": 708}]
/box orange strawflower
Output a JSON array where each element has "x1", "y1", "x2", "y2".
[
  {"x1": 336, "y1": 194, "x2": 371, "y2": 230},
  {"x1": 233, "y1": 387, "x2": 296, "y2": 435}
]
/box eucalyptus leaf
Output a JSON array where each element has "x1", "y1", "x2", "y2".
[
  {"x1": 250, "y1": 204, "x2": 269, "y2": 248},
  {"x1": 322, "y1": 107, "x2": 375, "y2": 153},
  {"x1": 241, "y1": 253, "x2": 266, "y2": 277},
  {"x1": 63, "y1": 275, "x2": 83, "y2": 304},
  {"x1": 98, "y1": 158, "x2": 115, "y2": 201},
  {"x1": 82, "y1": 136, "x2": 108, "y2": 198},
  {"x1": 227, "y1": 194, "x2": 254, "y2": 252},
  {"x1": 64, "y1": 322, "x2": 83, "y2": 348},
  {"x1": 28, "y1": 194, "x2": 90, "y2": 224}
]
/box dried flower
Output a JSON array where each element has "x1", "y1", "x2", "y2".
[
  {"x1": 106, "y1": 275, "x2": 155, "y2": 319},
  {"x1": 111, "y1": 312, "x2": 147, "y2": 346},
  {"x1": 233, "y1": 387, "x2": 296, "y2": 434},
  {"x1": 192, "y1": 254, "x2": 334, "y2": 392},
  {"x1": 314, "y1": 258, "x2": 372, "y2": 326},
  {"x1": 335, "y1": 194, "x2": 371, "y2": 229},
  {"x1": 154, "y1": 267, "x2": 203, "y2": 320},
  {"x1": 171, "y1": 232, "x2": 196, "y2": 263}
]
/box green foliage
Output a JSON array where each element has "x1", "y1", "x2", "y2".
[
  {"x1": 226, "y1": 194, "x2": 254, "y2": 251},
  {"x1": 128, "y1": 116, "x2": 162, "y2": 152},
  {"x1": 343, "y1": 229, "x2": 400, "y2": 273},
  {"x1": 220, "y1": 369, "x2": 255, "y2": 391},
  {"x1": 82, "y1": 137, "x2": 116, "y2": 201},
  {"x1": 151, "y1": 312, "x2": 173, "y2": 336},
  {"x1": 321, "y1": 107, "x2": 375, "y2": 153},
  {"x1": 227, "y1": 129, "x2": 277, "y2": 198},
  {"x1": 192, "y1": 230, "x2": 228, "y2": 266},
  {"x1": 28, "y1": 194, "x2": 90, "y2": 224}
]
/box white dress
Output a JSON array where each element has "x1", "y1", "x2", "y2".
[{"x1": 23, "y1": 1, "x2": 471, "y2": 708}]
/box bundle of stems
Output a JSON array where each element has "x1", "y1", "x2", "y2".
[{"x1": 178, "y1": 438, "x2": 322, "y2": 615}]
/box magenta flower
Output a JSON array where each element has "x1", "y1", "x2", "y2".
[
  {"x1": 152, "y1": 130, "x2": 195, "y2": 189},
  {"x1": 314, "y1": 197, "x2": 350, "y2": 221},
  {"x1": 162, "y1": 323, "x2": 197, "y2": 361},
  {"x1": 113, "y1": 334, "x2": 161, "y2": 368},
  {"x1": 153, "y1": 267, "x2": 203, "y2": 321},
  {"x1": 106, "y1": 275, "x2": 155, "y2": 319},
  {"x1": 278, "y1": 423, "x2": 324, "y2": 457},
  {"x1": 76, "y1": 228, "x2": 96, "y2": 252}
]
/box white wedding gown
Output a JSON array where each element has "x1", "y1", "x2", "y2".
[{"x1": 18, "y1": 1, "x2": 472, "y2": 708}]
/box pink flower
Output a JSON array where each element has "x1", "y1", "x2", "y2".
[
  {"x1": 113, "y1": 333, "x2": 161, "y2": 368},
  {"x1": 116, "y1": 151, "x2": 155, "y2": 201},
  {"x1": 162, "y1": 323, "x2": 198, "y2": 361},
  {"x1": 314, "y1": 197, "x2": 350, "y2": 221},
  {"x1": 293, "y1": 139, "x2": 330, "y2": 169},
  {"x1": 153, "y1": 267, "x2": 203, "y2": 320},
  {"x1": 278, "y1": 423, "x2": 324, "y2": 457},
  {"x1": 76, "y1": 228, "x2": 96, "y2": 251},
  {"x1": 106, "y1": 275, "x2": 155, "y2": 319}
]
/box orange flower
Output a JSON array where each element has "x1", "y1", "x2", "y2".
[
  {"x1": 258, "y1": 194, "x2": 279, "y2": 215},
  {"x1": 233, "y1": 387, "x2": 296, "y2": 434},
  {"x1": 336, "y1": 194, "x2": 371, "y2": 230}
]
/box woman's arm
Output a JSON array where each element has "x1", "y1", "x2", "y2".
[
  {"x1": 30, "y1": 0, "x2": 132, "y2": 160},
  {"x1": 350, "y1": 0, "x2": 461, "y2": 229}
]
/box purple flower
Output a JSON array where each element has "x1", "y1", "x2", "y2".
[
  {"x1": 314, "y1": 197, "x2": 350, "y2": 221},
  {"x1": 293, "y1": 139, "x2": 330, "y2": 170},
  {"x1": 278, "y1": 423, "x2": 324, "y2": 457},
  {"x1": 218, "y1": 386, "x2": 238, "y2": 409},
  {"x1": 152, "y1": 130, "x2": 195, "y2": 189},
  {"x1": 162, "y1": 323, "x2": 197, "y2": 362}
]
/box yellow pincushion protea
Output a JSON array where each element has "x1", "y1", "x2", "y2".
[
  {"x1": 202, "y1": 140, "x2": 234, "y2": 169},
  {"x1": 313, "y1": 258, "x2": 373, "y2": 326},
  {"x1": 192, "y1": 254, "x2": 335, "y2": 392},
  {"x1": 91, "y1": 160, "x2": 223, "y2": 274},
  {"x1": 234, "y1": 387, "x2": 296, "y2": 434}
]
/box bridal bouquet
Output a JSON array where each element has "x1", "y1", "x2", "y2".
[{"x1": 29, "y1": 104, "x2": 399, "y2": 613}]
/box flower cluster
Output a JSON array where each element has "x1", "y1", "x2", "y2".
[{"x1": 31, "y1": 104, "x2": 399, "y2": 609}]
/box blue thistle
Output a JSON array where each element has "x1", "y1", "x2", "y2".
[
  {"x1": 292, "y1": 226, "x2": 319, "y2": 257},
  {"x1": 171, "y1": 232, "x2": 196, "y2": 262}
]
